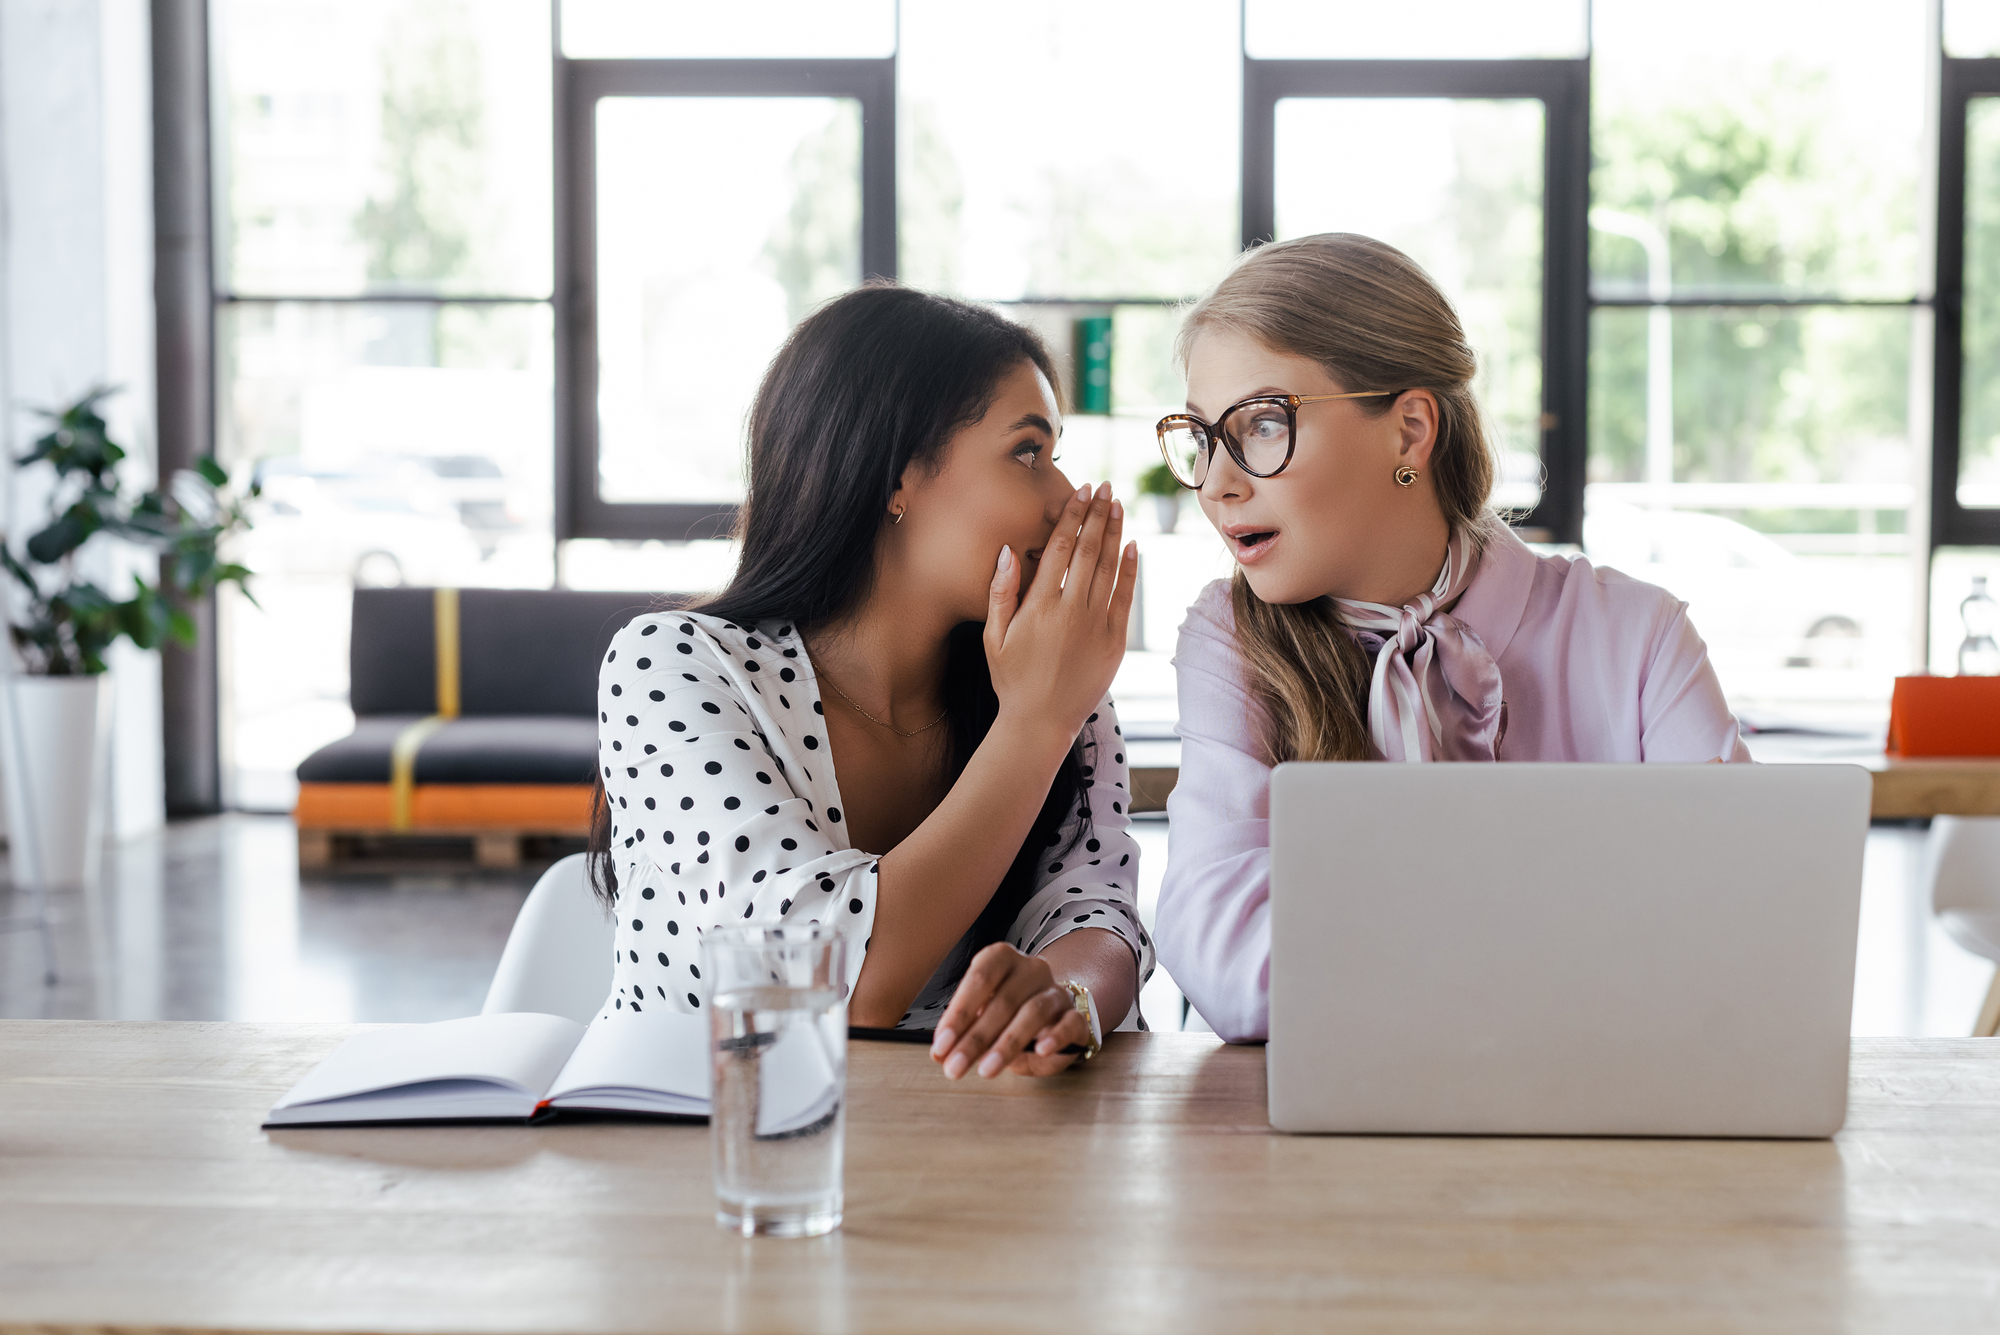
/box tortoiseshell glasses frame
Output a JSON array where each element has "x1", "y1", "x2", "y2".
[{"x1": 1154, "y1": 390, "x2": 1396, "y2": 489}]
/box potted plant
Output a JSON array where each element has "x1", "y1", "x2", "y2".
[
  {"x1": 1138, "y1": 460, "x2": 1186, "y2": 534},
  {"x1": 0, "y1": 387, "x2": 255, "y2": 888}
]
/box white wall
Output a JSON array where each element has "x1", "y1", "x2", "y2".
[{"x1": 0, "y1": 0, "x2": 165, "y2": 841}]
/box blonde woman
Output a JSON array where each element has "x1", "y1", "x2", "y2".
[{"x1": 1153, "y1": 234, "x2": 1747, "y2": 1042}]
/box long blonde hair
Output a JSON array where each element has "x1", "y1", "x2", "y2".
[{"x1": 1177, "y1": 233, "x2": 1496, "y2": 763}]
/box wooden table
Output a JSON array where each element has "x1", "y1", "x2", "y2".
[
  {"x1": 4, "y1": 1022, "x2": 1999, "y2": 1333},
  {"x1": 1134, "y1": 758, "x2": 2000, "y2": 819},
  {"x1": 1867, "y1": 755, "x2": 2000, "y2": 818}
]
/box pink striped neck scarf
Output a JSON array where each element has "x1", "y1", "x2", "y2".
[{"x1": 1333, "y1": 527, "x2": 1504, "y2": 762}]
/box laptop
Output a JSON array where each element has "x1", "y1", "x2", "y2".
[{"x1": 1266, "y1": 762, "x2": 1871, "y2": 1138}]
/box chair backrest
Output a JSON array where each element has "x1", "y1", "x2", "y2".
[
  {"x1": 482, "y1": 853, "x2": 615, "y2": 1023},
  {"x1": 1928, "y1": 816, "x2": 2000, "y2": 962},
  {"x1": 482, "y1": 850, "x2": 1149, "y2": 1032},
  {"x1": 351, "y1": 588, "x2": 679, "y2": 717}
]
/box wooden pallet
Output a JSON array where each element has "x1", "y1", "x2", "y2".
[{"x1": 296, "y1": 826, "x2": 589, "y2": 871}]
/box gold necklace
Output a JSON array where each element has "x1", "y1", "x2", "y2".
[{"x1": 811, "y1": 659, "x2": 948, "y2": 739}]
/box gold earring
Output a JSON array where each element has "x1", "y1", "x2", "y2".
[
  {"x1": 891, "y1": 508, "x2": 905, "y2": 524},
  {"x1": 1394, "y1": 466, "x2": 1419, "y2": 488}
]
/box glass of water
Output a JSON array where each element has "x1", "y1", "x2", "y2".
[{"x1": 701, "y1": 923, "x2": 848, "y2": 1238}]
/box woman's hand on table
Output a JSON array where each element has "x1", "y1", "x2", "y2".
[{"x1": 929, "y1": 943, "x2": 1093, "y2": 1079}]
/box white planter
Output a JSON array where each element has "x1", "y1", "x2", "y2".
[
  {"x1": 1151, "y1": 493, "x2": 1183, "y2": 535},
  {"x1": 0, "y1": 675, "x2": 109, "y2": 888}
]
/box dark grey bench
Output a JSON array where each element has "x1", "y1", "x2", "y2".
[{"x1": 294, "y1": 587, "x2": 684, "y2": 867}]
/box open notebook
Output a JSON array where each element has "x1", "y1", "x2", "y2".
[
  {"x1": 264, "y1": 1012, "x2": 710, "y2": 1126},
  {"x1": 264, "y1": 1009, "x2": 844, "y2": 1135}
]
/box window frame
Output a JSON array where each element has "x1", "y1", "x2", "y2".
[
  {"x1": 1240, "y1": 57, "x2": 1592, "y2": 544},
  {"x1": 554, "y1": 56, "x2": 897, "y2": 541},
  {"x1": 1935, "y1": 55, "x2": 2000, "y2": 549}
]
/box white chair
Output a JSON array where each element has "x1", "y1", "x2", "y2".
[
  {"x1": 481, "y1": 851, "x2": 1158, "y2": 1033},
  {"x1": 1926, "y1": 816, "x2": 2000, "y2": 1037},
  {"x1": 482, "y1": 853, "x2": 615, "y2": 1024}
]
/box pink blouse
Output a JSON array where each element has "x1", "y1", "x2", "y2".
[{"x1": 1155, "y1": 524, "x2": 1750, "y2": 1042}]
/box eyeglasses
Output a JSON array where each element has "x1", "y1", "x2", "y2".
[{"x1": 1155, "y1": 391, "x2": 1395, "y2": 489}]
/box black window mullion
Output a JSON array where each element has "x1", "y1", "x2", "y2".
[
  {"x1": 1539, "y1": 57, "x2": 1590, "y2": 549},
  {"x1": 1934, "y1": 57, "x2": 2000, "y2": 549},
  {"x1": 1240, "y1": 57, "x2": 1277, "y2": 250}
]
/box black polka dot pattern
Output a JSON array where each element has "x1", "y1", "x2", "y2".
[{"x1": 593, "y1": 613, "x2": 1151, "y2": 1027}]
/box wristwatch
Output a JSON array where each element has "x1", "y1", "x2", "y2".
[{"x1": 1059, "y1": 980, "x2": 1102, "y2": 1060}]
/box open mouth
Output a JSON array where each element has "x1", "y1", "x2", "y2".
[{"x1": 1230, "y1": 530, "x2": 1279, "y2": 562}]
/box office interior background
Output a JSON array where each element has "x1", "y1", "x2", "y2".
[{"x1": 3, "y1": 0, "x2": 1999, "y2": 1033}]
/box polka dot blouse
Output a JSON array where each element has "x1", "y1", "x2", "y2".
[{"x1": 595, "y1": 611, "x2": 1154, "y2": 1028}]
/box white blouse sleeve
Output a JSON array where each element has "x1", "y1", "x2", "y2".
[
  {"x1": 597, "y1": 617, "x2": 878, "y2": 1020},
  {"x1": 1006, "y1": 696, "x2": 1155, "y2": 1006}
]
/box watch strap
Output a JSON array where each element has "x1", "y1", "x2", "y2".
[{"x1": 1060, "y1": 980, "x2": 1102, "y2": 1059}]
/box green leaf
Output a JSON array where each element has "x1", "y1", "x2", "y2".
[
  {"x1": 26, "y1": 504, "x2": 103, "y2": 564},
  {"x1": 3, "y1": 387, "x2": 256, "y2": 667},
  {"x1": 0, "y1": 545, "x2": 41, "y2": 596},
  {"x1": 21, "y1": 386, "x2": 127, "y2": 485},
  {"x1": 122, "y1": 600, "x2": 164, "y2": 650},
  {"x1": 176, "y1": 546, "x2": 217, "y2": 584}
]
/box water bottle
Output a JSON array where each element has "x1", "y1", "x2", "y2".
[{"x1": 1960, "y1": 576, "x2": 2000, "y2": 676}]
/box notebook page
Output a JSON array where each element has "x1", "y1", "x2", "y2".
[
  {"x1": 544, "y1": 1010, "x2": 711, "y2": 1113},
  {"x1": 272, "y1": 1013, "x2": 586, "y2": 1111},
  {"x1": 263, "y1": 1079, "x2": 532, "y2": 1125}
]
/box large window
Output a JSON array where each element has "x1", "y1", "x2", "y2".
[
  {"x1": 1586, "y1": 0, "x2": 1932, "y2": 728},
  {"x1": 591, "y1": 96, "x2": 862, "y2": 506},
  {"x1": 216, "y1": 0, "x2": 2000, "y2": 804},
  {"x1": 215, "y1": 0, "x2": 555, "y2": 807},
  {"x1": 896, "y1": 0, "x2": 1244, "y2": 744}
]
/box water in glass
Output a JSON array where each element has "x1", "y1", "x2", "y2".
[{"x1": 705, "y1": 924, "x2": 848, "y2": 1239}]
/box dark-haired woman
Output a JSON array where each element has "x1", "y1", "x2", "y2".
[
  {"x1": 590, "y1": 284, "x2": 1149, "y2": 1079},
  {"x1": 1155, "y1": 234, "x2": 1746, "y2": 1043}
]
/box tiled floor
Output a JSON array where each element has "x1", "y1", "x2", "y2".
[
  {"x1": 0, "y1": 813, "x2": 1991, "y2": 1035},
  {"x1": 0, "y1": 816, "x2": 541, "y2": 1022}
]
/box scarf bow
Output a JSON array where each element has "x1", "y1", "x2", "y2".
[{"x1": 1333, "y1": 527, "x2": 1504, "y2": 762}]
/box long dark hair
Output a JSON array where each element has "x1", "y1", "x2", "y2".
[{"x1": 587, "y1": 283, "x2": 1090, "y2": 978}]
